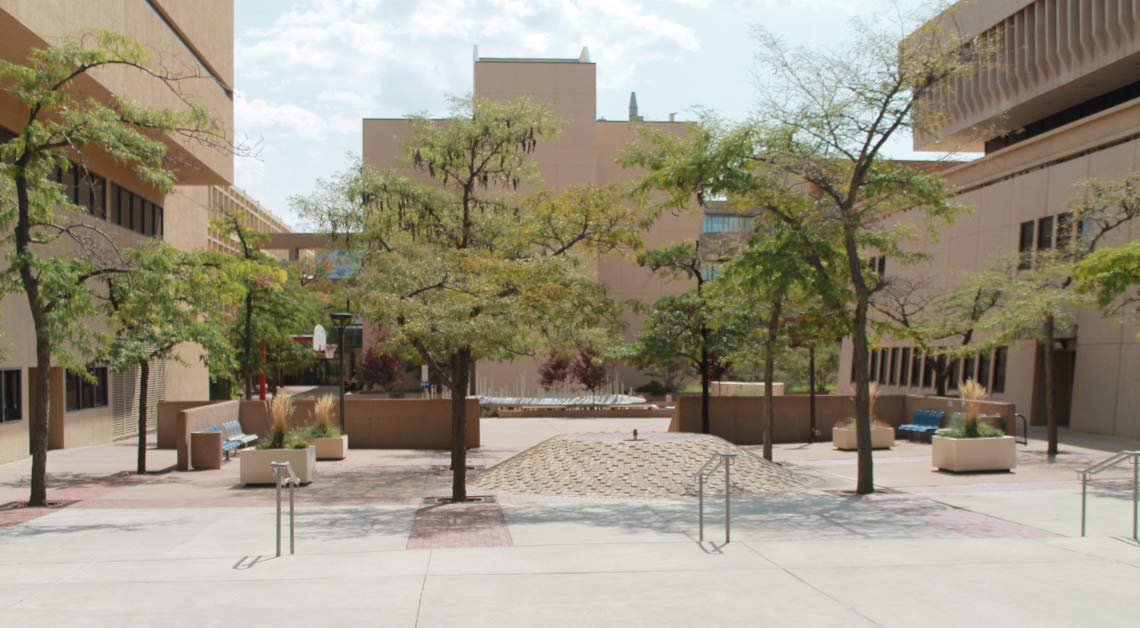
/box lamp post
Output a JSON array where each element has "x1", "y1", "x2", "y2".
[{"x1": 330, "y1": 312, "x2": 352, "y2": 430}]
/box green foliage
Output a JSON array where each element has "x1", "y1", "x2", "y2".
[
  {"x1": 1075, "y1": 240, "x2": 1140, "y2": 321},
  {"x1": 631, "y1": 290, "x2": 734, "y2": 383},
  {"x1": 938, "y1": 420, "x2": 1004, "y2": 439}
]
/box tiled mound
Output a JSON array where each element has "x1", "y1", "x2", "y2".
[{"x1": 472, "y1": 432, "x2": 812, "y2": 498}]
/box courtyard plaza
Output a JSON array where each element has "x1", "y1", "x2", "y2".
[{"x1": 0, "y1": 417, "x2": 1137, "y2": 627}]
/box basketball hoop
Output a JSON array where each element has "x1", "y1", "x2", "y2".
[{"x1": 324, "y1": 343, "x2": 338, "y2": 359}]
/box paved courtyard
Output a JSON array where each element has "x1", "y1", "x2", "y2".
[{"x1": 0, "y1": 418, "x2": 1138, "y2": 627}]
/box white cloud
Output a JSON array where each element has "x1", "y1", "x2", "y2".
[{"x1": 235, "y1": 90, "x2": 326, "y2": 139}]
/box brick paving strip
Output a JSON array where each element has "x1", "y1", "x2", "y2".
[
  {"x1": 406, "y1": 502, "x2": 513, "y2": 549},
  {"x1": 867, "y1": 493, "x2": 1058, "y2": 538}
]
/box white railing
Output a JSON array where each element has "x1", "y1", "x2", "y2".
[
  {"x1": 270, "y1": 461, "x2": 301, "y2": 557},
  {"x1": 1078, "y1": 450, "x2": 1139, "y2": 540},
  {"x1": 696, "y1": 451, "x2": 738, "y2": 545}
]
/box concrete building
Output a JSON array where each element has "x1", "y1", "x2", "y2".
[
  {"x1": 0, "y1": 0, "x2": 234, "y2": 463},
  {"x1": 362, "y1": 50, "x2": 704, "y2": 396},
  {"x1": 208, "y1": 185, "x2": 294, "y2": 259},
  {"x1": 838, "y1": 0, "x2": 1140, "y2": 438}
]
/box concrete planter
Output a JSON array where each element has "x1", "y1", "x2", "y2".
[
  {"x1": 313, "y1": 435, "x2": 348, "y2": 460},
  {"x1": 240, "y1": 446, "x2": 316, "y2": 485},
  {"x1": 932, "y1": 435, "x2": 1016, "y2": 472},
  {"x1": 832, "y1": 426, "x2": 895, "y2": 451}
]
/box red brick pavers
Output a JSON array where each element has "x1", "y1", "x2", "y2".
[
  {"x1": 867, "y1": 493, "x2": 1058, "y2": 538},
  {"x1": 407, "y1": 502, "x2": 513, "y2": 549}
]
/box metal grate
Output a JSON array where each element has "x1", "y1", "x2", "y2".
[{"x1": 110, "y1": 358, "x2": 166, "y2": 440}]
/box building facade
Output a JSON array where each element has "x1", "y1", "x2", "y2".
[
  {"x1": 838, "y1": 0, "x2": 1140, "y2": 438},
  {"x1": 362, "y1": 50, "x2": 703, "y2": 396},
  {"x1": 208, "y1": 185, "x2": 294, "y2": 259},
  {"x1": 0, "y1": 0, "x2": 235, "y2": 463}
]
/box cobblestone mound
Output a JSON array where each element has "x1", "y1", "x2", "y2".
[{"x1": 472, "y1": 432, "x2": 812, "y2": 498}]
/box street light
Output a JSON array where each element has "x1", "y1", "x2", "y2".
[{"x1": 329, "y1": 312, "x2": 353, "y2": 430}]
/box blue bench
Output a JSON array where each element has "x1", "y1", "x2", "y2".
[
  {"x1": 203, "y1": 425, "x2": 243, "y2": 460},
  {"x1": 223, "y1": 420, "x2": 258, "y2": 447},
  {"x1": 897, "y1": 409, "x2": 945, "y2": 440}
]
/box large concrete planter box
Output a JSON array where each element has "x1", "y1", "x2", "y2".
[
  {"x1": 833, "y1": 426, "x2": 894, "y2": 450},
  {"x1": 932, "y1": 436, "x2": 1016, "y2": 472},
  {"x1": 240, "y1": 447, "x2": 316, "y2": 485},
  {"x1": 313, "y1": 435, "x2": 348, "y2": 460}
]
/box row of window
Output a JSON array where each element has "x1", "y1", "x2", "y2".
[
  {"x1": 866, "y1": 256, "x2": 887, "y2": 276},
  {"x1": 1017, "y1": 212, "x2": 1094, "y2": 269},
  {"x1": 856, "y1": 346, "x2": 1008, "y2": 394},
  {"x1": 1, "y1": 370, "x2": 20, "y2": 423},
  {"x1": 702, "y1": 214, "x2": 755, "y2": 234},
  {"x1": 66, "y1": 367, "x2": 109, "y2": 412},
  {"x1": 1, "y1": 124, "x2": 163, "y2": 238}
]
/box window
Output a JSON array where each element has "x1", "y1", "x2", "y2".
[
  {"x1": 899, "y1": 348, "x2": 911, "y2": 387},
  {"x1": 702, "y1": 214, "x2": 754, "y2": 234},
  {"x1": 888, "y1": 348, "x2": 899, "y2": 385},
  {"x1": 1018, "y1": 221, "x2": 1035, "y2": 269},
  {"x1": 922, "y1": 355, "x2": 935, "y2": 388},
  {"x1": 992, "y1": 346, "x2": 1008, "y2": 393},
  {"x1": 700, "y1": 262, "x2": 722, "y2": 282},
  {"x1": 962, "y1": 356, "x2": 976, "y2": 385},
  {"x1": 1037, "y1": 216, "x2": 1054, "y2": 251},
  {"x1": 1077, "y1": 218, "x2": 1096, "y2": 254},
  {"x1": 910, "y1": 351, "x2": 922, "y2": 388},
  {"x1": 977, "y1": 351, "x2": 992, "y2": 390},
  {"x1": 109, "y1": 183, "x2": 164, "y2": 238},
  {"x1": 65, "y1": 367, "x2": 108, "y2": 412},
  {"x1": 1, "y1": 369, "x2": 20, "y2": 422},
  {"x1": 877, "y1": 349, "x2": 888, "y2": 385},
  {"x1": 52, "y1": 163, "x2": 105, "y2": 217},
  {"x1": 1056, "y1": 212, "x2": 1073, "y2": 251},
  {"x1": 869, "y1": 350, "x2": 879, "y2": 382},
  {"x1": 877, "y1": 257, "x2": 887, "y2": 275},
  {"x1": 947, "y1": 359, "x2": 960, "y2": 391}
]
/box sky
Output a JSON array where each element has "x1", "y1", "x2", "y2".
[{"x1": 232, "y1": 0, "x2": 942, "y2": 229}]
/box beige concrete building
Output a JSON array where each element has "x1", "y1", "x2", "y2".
[
  {"x1": 208, "y1": 185, "x2": 294, "y2": 259},
  {"x1": 363, "y1": 50, "x2": 703, "y2": 396},
  {"x1": 838, "y1": 0, "x2": 1140, "y2": 438},
  {"x1": 0, "y1": 0, "x2": 234, "y2": 463}
]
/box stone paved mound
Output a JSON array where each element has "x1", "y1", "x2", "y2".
[{"x1": 472, "y1": 432, "x2": 813, "y2": 498}]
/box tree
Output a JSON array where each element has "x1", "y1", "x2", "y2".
[
  {"x1": 571, "y1": 346, "x2": 612, "y2": 394},
  {"x1": 538, "y1": 351, "x2": 573, "y2": 391},
  {"x1": 977, "y1": 173, "x2": 1140, "y2": 457},
  {"x1": 635, "y1": 242, "x2": 719, "y2": 434},
  {"x1": 298, "y1": 97, "x2": 642, "y2": 502},
  {"x1": 104, "y1": 241, "x2": 236, "y2": 474},
  {"x1": 359, "y1": 345, "x2": 401, "y2": 392},
  {"x1": 217, "y1": 212, "x2": 326, "y2": 399},
  {"x1": 0, "y1": 32, "x2": 224, "y2": 506},
  {"x1": 1075, "y1": 240, "x2": 1140, "y2": 320},
  {"x1": 734, "y1": 10, "x2": 980, "y2": 493}
]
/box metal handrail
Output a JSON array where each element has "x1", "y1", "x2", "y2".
[
  {"x1": 696, "y1": 451, "x2": 738, "y2": 545},
  {"x1": 271, "y1": 461, "x2": 300, "y2": 557},
  {"x1": 1014, "y1": 413, "x2": 1028, "y2": 445},
  {"x1": 1077, "y1": 450, "x2": 1139, "y2": 540}
]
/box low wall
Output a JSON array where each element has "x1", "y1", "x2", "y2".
[
  {"x1": 669, "y1": 393, "x2": 1016, "y2": 444},
  {"x1": 711, "y1": 381, "x2": 785, "y2": 397},
  {"x1": 174, "y1": 400, "x2": 241, "y2": 471},
  {"x1": 239, "y1": 397, "x2": 481, "y2": 449},
  {"x1": 494, "y1": 408, "x2": 673, "y2": 419},
  {"x1": 157, "y1": 401, "x2": 218, "y2": 449}
]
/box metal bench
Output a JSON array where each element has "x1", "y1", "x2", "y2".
[
  {"x1": 203, "y1": 425, "x2": 243, "y2": 460},
  {"x1": 223, "y1": 420, "x2": 258, "y2": 447},
  {"x1": 898, "y1": 410, "x2": 945, "y2": 440}
]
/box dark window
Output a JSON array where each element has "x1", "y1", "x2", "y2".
[
  {"x1": 1077, "y1": 218, "x2": 1096, "y2": 254},
  {"x1": 877, "y1": 257, "x2": 887, "y2": 275},
  {"x1": 888, "y1": 348, "x2": 899, "y2": 385},
  {"x1": 869, "y1": 350, "x2": 879, "y2": 382},
  {"x1": 911, "y1": 351, "x2": 923, "y2": 387},
  {"x1": 877, "y1": 349, "x2": 888, "y2": 385},
  {"x1": 1037, "y1": 216, "x2": 1054, "y2": 250},
  {"x1": 992, "y1": 347, "x2": 1008, "y2": 393},
  {"x1": 922, "y1": 355, "x2": 935, "y2": 388},
  {"x1": 948, "y1": 359, "x2": 960, "y2": 391},
  {"x1": 936, "y1": 355, "x2": 947, "y2": 390},
  {"x1": 1018, "y1": 221, "x2": 1035, "y2": 269},
  {"x1": 0, "y1": 369, "x2": 20, "y2": 422},
  {"x1": 1056, "y1": 212, "x2": 1073, "y2": 251},
  {"x1": 132, "y1": 195, "x2": 143, "y2": 231},
  {"x1": 900, "y1": 348, "x2": 911, "y2": 387},
  {"x1": 962, "y1": 356, "x2": 976, "y2": 385},
  {"x1": 107, "y1": 183, "x2": 162, "y2": 238},
  {"x1": 977, "y1": 351, "x2": 992, "y2": 390},
  {"x1": 65, "y1": 367, "x2": 108, "y2": 412}
]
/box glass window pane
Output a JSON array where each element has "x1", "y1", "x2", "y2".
[
  {"x1": 1037, "y1": 216, "x2": 1054, "y2": 250},
  {"x1": 888, "y1": 348, "x2": 899, "y2": 385},
  {"x1": 911, "y1": 351, "x2": 922, "y2": 387},
  {"x1": 1018, "y1": 221, "x2": 1034, "y2": 269},
  {"x1": 992, "y1": 347, "x2": 1008, "y2": 393},
  {"x1": 899, "y1": 348, "x2": 911, "y2": 386},
  {"x1": 66, "y1": 372, "x2": 79, "y2": 411},
  {"x1": 977, "y1": 352, "x2": 991, "y2": 390}
]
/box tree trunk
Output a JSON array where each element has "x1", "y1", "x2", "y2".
[
  {"x1": 1044, "y1": 315, "x2": 1058, "y2": 458},
  {"x1": 808, "y1": 345, "x2": 816, "y2": 444},
  {"x1": 16, "y1": 169, "x2": 50, "y2": 507},
  {"x1": 852, "y1": 300, "x2": 875, "y2": 495},
  {"x1": 450, "y1": 348, "x2": 471, "y2": 502},
  {"x1": 137, "y1": 360, "x2": 150, "y2": 475},
  {"x1": 699, "y1": 327, "x2": 710, "y2": 435},
  {"x1": 934, "y1": 359, "x2": 948, "y2": 397},
  {"x1": 762, "y1": 300, "x2": 782, "y2": 461}
]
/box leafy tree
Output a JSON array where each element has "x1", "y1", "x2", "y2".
[
  {"x1": 538, "y1": 351, "x2": 573, "y2": 391},
  {"x1": 571, "y1": 346, "x2": 612, "y2": 394},
  {"x1": 298, "y1": 97, "x2": 642, "y2": 501},
  {"x1": 732, "y1": 10, "x2": 980, "y2": 493},
  {"x1": 1076, "y1": 240, "x2": 1140, "y2": 321},
  {"x1": 104, "y1": 241, "x2": 237, "y2": 474},
  {"x1": 976, "y1": 174, "x2": 1140, "y2": 456},
  {"x1": 0, "y1": 32, "x2": 224, "y2": 506},
  {"x1": 359, "y1": 345, "x2": 401, "y2": 392}
]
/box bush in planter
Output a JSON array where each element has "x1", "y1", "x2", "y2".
[
  {"x1": 941, "y1": 379, "x2": 1002, "y2": 438},
  {"x1": 309, "y1": 394, "x2": 342, "y2": 439},
  {"x1": 256, "y1": 394, "x2": 311, "y2": 449}
]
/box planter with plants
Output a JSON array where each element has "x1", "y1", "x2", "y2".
[
  {"x1": 833, "y1": 383, "x2": 894, "y2": 450},
  {"x1": 309, "y1": 394, "x2": 348, "y2": 460},
  {"x1": 240, "y1": 395, "x2": 317, "y2": 485},
  {"x1": 932, "y1": 379, "x2": 1016, "y2": 472}
]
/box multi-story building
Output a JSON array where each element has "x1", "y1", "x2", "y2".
[
  {"x1": 362, "y1": 50, "x2": 702, "y2": 396},
  {"x1": 0, "y1": 0, "x2": 234, "y2": 463},
  {"x1": 838, "y1": 0, "x2": 1140, "y2": 438},
  {"x1": 208, "y1": 185, "x2": 294, "y2": 259}
]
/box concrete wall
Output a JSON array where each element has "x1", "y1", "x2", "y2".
[
  {"x1": 157, "y1": 400, "x2": 219, "y2": 449},
  {"x1": 710, "y1": 382, "x2": 785, "y2": 397},
  {"x1": 174, "y1": 400, "x2": 239, "y2": 470},
  {"x1": 669, "y1": 394, "x2": 1015, "y2": 445},
  {"x1": 237, "y1": 398, "x2": 481, "y2": 450}
]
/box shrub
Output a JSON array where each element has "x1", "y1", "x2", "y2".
[
  {"x1": 359, "y1": 346, "x2": 401, "y2": 391},
  {"x1": 310, "y1": 394, "x2": 341, "y2": 438},
  {"x1": 949, "y1": 379, "x2": 995, "y2": 438},
  {"x1": 634, "y1": 380, "x2": 670, "y2": 397},
  {"x1": 259, "y1": 394, "x2": 296, "y2": 449}
]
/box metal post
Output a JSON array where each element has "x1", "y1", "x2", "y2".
[
  {"x1": 274, "y1": 465, "x2": 283, "y2": 557},
  {"x1": 1081, "y1": 472, "x2": 1087, "y2": 538},
  {"x1": 338, "y1": 336, "x2": 346, "y2": 430},
  {"x1": 289, "y1": 479, "x2": 296, "y2": 554},
  {"x1": 698, "y1": 473, "x2": 705, "y2": 542},
  {"x1": 723, "y1": 454, "x2": 731, "y2": 544}
]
